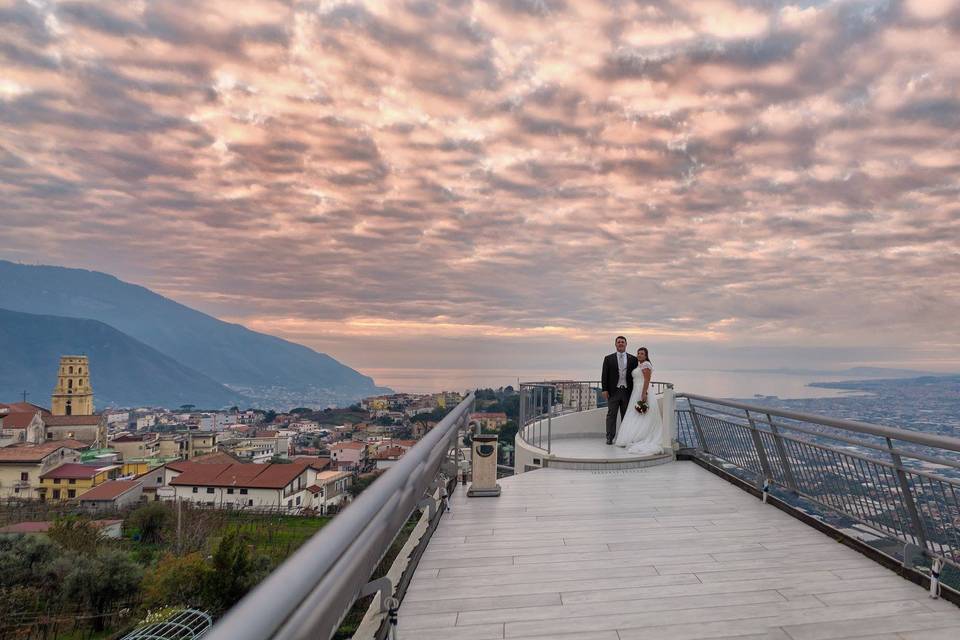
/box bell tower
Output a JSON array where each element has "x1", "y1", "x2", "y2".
[{"x1": 51, "y1": 355, "x2": 94, "y2": 416}]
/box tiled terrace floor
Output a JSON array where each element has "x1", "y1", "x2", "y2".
[
  {"x1": 400, "y1": 462, "x2": 960, "y2": 640},
  {"x1": 548, "y1": 437, "x2": 665, "y2": 460}
]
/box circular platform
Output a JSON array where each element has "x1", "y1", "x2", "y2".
[{"x1": 542, "y1": 436, "x2": 674, "y2": 471}]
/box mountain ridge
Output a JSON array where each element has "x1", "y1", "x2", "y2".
[
  {"x1": 0, "y1": 260, "x2": 391, "y2": 407},
  {"x1": 0, "y1": 307, "x2": 245, "y2": 409}
]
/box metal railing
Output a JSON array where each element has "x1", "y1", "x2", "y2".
[
  {"x1": 518, "y1": 380, "x2": 673, "y2": 452},
  {"x1": 676, "y1": 393, "x2": 960, "y2": 571},
  {"x1": 204, "y1": 392, "x2": 476, "y2": 640}
]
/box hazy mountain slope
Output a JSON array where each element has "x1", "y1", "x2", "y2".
[
  {"x1": 0, "y1": 308, "x2": 246, "y2": 408},
  {"x1": 0, "y1": 260, "x2": 389, "y2": 404}
]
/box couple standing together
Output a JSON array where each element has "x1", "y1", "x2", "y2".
[{"x1": 601, "y1": 336, "x2": 664, "y2": 456}]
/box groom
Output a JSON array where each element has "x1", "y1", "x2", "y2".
[{"x1": 601, "y1": 335, "x2": 638, "y2": 445}]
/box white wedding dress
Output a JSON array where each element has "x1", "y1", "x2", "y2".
[{"x1": 613, "y1": 361, "x2": 664, "y2": 456}]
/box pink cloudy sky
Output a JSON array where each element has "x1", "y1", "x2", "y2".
[{"x1": 1, "y1": 0, "x2": 959, "y2": 382}]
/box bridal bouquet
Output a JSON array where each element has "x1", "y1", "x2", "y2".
[{"x1": 635, "y1": 399, "x2": 649, "y2": 414}]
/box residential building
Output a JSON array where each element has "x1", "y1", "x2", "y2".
[
  {"x1": 469, "y1": 412, "x2": 509, "y2": 431},
  {"x1": 43, "y1": 414, "x2": 106, "y2": 446},
  {"x1": 0, "y1": 409, "x2": 45, "y2": 446},
  {"x1": 157, "y1": 433, "x2": 188, "y2": 459},
  {"x1": 167, "y1": 460, "x2": 328, "y2": 511},
  {"x1": 371, "y1": 446, "x2": 406, "y2": 470},
  {"x1": 220, "y1": 434, "x2": 289, "y2": 463},
  {"x1": 433, "y1": 391, "x2": 462, "y2": 409},
  {"x1": 330, "y1": 441, "x2": 367, "y2": 471},
  {"x1": 78, "y1": 480, "x2": 143, "y2": 511},
  {"x1": 555, "y1": 381, "x2": 599, "y2": 412},
  {"x1": 38, "y1": 463, "x2": 119, "y2": 501},
  {"x1": 306, "y1": 471, "x2": 352, "y2": 514},
  {"x1": 188, "y1": 432, "x2": 217, "y2": 458},
  {"x1": 110, "y1": 433, "x2": 161, "y2": 460},
  {"x1": 0, "y1": 442, "x2": 80, "y2": 499}
]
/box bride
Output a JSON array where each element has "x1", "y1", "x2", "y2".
[{"x1": 614, "y1": 347, "x2": 664, "y2": 456}]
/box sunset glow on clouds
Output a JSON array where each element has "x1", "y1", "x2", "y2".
[{"x1": 1, "y1": 0, "x2": 959, "y2": 374}]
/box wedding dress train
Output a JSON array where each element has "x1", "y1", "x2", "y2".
[{"x1": 613, "y1": 361, "x2": 664, "y2": 456}]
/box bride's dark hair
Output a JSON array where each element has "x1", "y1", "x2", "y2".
[{"x1": 637, "y1": 347, "x2": 650, "y2": 363}]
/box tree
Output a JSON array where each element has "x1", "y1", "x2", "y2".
[
  {"x1": 141, "y1": 552, "x2": 211, "y2": 610},
  {"x1": 290, "y1": 407, "x2": 312, "y2": 415},
  {"x1": 179, "y1": 404, "x2": 196, "y2": 412},
  {"x1": 47, "y1": 517, "x2": 102, "y2": 553},
  {"x1": 127, "y1": 502, "x2": 174, "y2": 544},
  {"x1": 348, "y1": 473, "x2": 381, "y2": 498},
  {"x1": 204, "y1": 531, "x2": 257, "y2": 613},
  {"x1": 0, "y1": 535, "x2": 59, "y2": 590},
  {"x1": 62, "y1": 549, "x2": 143, "y2": 630},
  {"x1": 269, "y1": 455, "x2": 292, "y2": 464},
  {"x1": 262, "y1": 410, "x2": 277, "y2": 424}
]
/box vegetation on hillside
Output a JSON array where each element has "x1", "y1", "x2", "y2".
[{"x1": 0, "y1": 505, "x2": 332, "y2": 638}]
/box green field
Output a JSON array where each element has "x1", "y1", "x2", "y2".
[{"x1": 222, "y1": 514, "x2": 332, "y2": 560}]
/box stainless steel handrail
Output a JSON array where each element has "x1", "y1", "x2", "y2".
[
  {"x1": 681, "y1": 392, "x2": 960, "y2": 454},
  {"x1": 205, "y1": 392, "x2": 475, "y2": 640},
  {"x1": 675, "y1": 393, "x2": 960, "y2": 570}
]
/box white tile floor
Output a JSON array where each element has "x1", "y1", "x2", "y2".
[
  {"x1": 400, "y1": 462, "x2": 960, "y2": 639},
  {"x1": 548, "y1": 437, "x2": 665, "y2": 461}
]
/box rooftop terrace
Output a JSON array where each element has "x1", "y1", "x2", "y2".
[{"x1": 206, "y1": 386, "x2": 960, "y2": 640}]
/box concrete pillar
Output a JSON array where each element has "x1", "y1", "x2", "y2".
[{"x1": 660, "y1": 388, "x2": 677, "y2": 451}]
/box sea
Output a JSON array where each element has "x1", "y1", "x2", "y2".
[{"x1": 359, "y1": 367, "x2": 878, "y2": 399}]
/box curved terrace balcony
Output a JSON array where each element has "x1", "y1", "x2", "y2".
[{"x1": 514, "y1": 380, "x2": 676, "y2": 472}]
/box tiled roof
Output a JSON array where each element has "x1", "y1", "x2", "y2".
[
  {"x1": 0, "y1": 402, "x2": 51, "y2": 416},
  {"x1": 170, "y1": 459, "x2": 323, "y2": 490},
  {"x1": 57, "y1": 438, "x2": 92, "y2": 451},
  {"x1": 289, "y1": 456, "x2": 330, "y2": 470},
  {"x1": 372, "y1": 447, "x2": 406, "y2": 460},
  {"x1": 316, "y1": 470, "x2": 351, "y2": 483},
  {"x1": 1, "y1": 411, "x2": 40, "y2": 429},
  {"x1": 40, "y1": 463, "x2": 104, "y2": 479},
  {"x1": 78, "y1": 480, "x2": 142, "y2": 501},
  {"x1": 44, "y1": 415, "x2": 101, "y2": 426},
  {"x1": 0, "y1": 442, "x2": 75, "y2": 463},
  {"x1": 190, "y1": 451, "x2": 240, "y2": 464},
  {"x1": 111, "y1": 434, "x2": 156, "y2": 443},
  {"x1": 332, "y1": 441, "x2": 365, "y2": 450}
]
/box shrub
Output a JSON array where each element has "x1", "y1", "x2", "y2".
[
  {"x1": 47, "y1": 517, "x2": 102, "y2": 553},
  {"x1": 127, "y1": 503, "x2": 173, "y2": 544}
]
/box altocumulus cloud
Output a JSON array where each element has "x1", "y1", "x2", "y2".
[{"x1": 0, "y1": 0, "x2": 958, "y2": 371}]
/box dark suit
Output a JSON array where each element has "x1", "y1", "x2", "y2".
[{"x1": 601, "y1": 352, "x2": 638, "y2": 442}]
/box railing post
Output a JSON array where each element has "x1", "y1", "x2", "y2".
[
  {"x1": 885, "y1": 437, "x2": 929, "y2": 557},
  {"x1": 745, "y1": 410, "x2": 773, "y2": 494},
  {"x1": 519, "y1": 385, "x2": 526, "y2": 444},
  {"x1": 688, "y1": 403, "x2": 710, "y2": 453},
  {"x1": 766, "y1": 413, "x2": 798, "y2": 492},
  {"x1": 547, "y1": 386, "x2": 553, "y2": 455}
]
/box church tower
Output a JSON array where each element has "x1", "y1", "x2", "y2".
[{"x1": 51, "y1": 355, "x2": 94, "y2": 416}]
